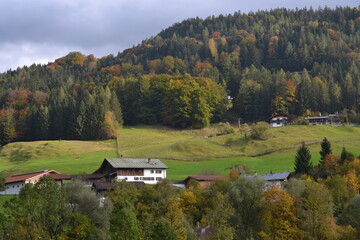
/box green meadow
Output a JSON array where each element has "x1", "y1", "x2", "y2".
[{"x1": 0, "y1": 125, "x2": 359, "y2": 180}]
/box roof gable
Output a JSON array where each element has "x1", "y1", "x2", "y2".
[
  {"x1": 105, "y1": 158, "x2": 168, "y2": 169},
  {"x1": 185, "y1": 175, "x2": 225, "y2": 181},
  {"x1": 5, "y1": 170, "x2": 61, "y2": 183},
  {"x1": 245, "y1": 172, "x2": 291, "y2": 181}
]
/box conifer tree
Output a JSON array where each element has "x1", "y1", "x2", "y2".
[
  {"x1": 33, "y1": 105, "x2": 49, "y2": 140},
  {"x1": 340, "y1": 147, "x2": 355, "y2": 164},
  {"x1": 110, "y1": 91, "x2": 123, "y2": 127},
  {"x1": 294, "y1": 142, "x2": 312, "y2": 174},
  {"x1": 319, "y1": 137, "x2": 332, "y2": 164}
]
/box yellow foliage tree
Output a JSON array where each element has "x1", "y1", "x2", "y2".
[
  {"x1": 208, "y1": 38, "x2": 218, "y2": 62},
  {"x1": 166, "y1": 198, "x2": 189, "y2": 240},
  {"x1": 260, "y1": 185, "x2": 299, "y2": 240},
  {"x1": 344, "y1": 170, "x2": 360, "y2": 197}
]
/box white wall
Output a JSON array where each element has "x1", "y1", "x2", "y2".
[
  {"x1": 0, "y1": 182, "x2": 26, "y2": 195},
  {"x1": 116, "y1": 168, "x2": 167, "y2": 184},
  {"x1": 270, "y1": 117, "x2": 288, "y2": 128}
]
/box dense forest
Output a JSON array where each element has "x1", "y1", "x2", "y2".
[
  {"x1": 0, "y1": 7, "x2": 359, "y2": 143},
  {"x1": 1, "y1": 140, "x2": 360, "y2": 239}
]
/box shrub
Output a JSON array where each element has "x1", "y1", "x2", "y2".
[
  {"x1": 294, "y1": 117, "x2": 309, "y2": 125},
  {"x1": 250, "y1": 122, "x2": 269, "y2": 140}
]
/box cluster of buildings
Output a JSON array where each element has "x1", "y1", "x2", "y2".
[
  {"x1": 270, "y1": 113, "x2": 342, "y2": 127},
  {"x1": 0, "y1": 157, "x2": 291, "y2": 195}
]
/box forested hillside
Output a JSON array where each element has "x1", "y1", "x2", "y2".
[{"x1": 0, "y1": 7, "x2": 359, "y2": 143}]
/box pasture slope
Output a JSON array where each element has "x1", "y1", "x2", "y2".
[{"x1": 0, "y1": 125, "x2": 359, "y2": 180}]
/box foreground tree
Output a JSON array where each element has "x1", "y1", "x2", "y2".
[
  {"x1": 229, "y1": 177, "x2": 265, "y2": 239},
  {"x1": 64, "y1": 180, "x2": 112, "y2": 240},
  {"x1": 260, "y1": 186, "x2": 299, "y2": 240},
  {"x1": 294, "y1": 142, "x2": 312, "y2": 174},
  {"x1": 300, "y1": 181, "x2": 338, "y2": 239},
  {"x1": 339, "y1": 195, "x2": 360, "y2": 239},
  {"x1": 200, "y1": 192, "x2": 235, "y2": 240},
  {"x1": 4, "y1": 177, "x2": 69, "y2": 239}
]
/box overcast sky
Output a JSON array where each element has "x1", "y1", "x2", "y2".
[{"x1": 0, "y1": 0, "x2": 358, "y2": 73}]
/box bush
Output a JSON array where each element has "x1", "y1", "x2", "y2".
[
  {"x1": 250, "y1": 122, "x2": 269, "y2": 140},
  {"x1": 294, "y1": 117, "x2": 309, "y2": 125},
  {"x1": 217, "y1": 122, "x2": 235, "y2": 135}
]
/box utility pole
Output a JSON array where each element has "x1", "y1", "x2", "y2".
[{"x1": 238, "y1": 118, "x2": 241, "y2": 129}]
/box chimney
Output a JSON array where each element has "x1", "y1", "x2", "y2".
[{"x1": 148, "y1": 158, "x2": 151, "y2": 163}]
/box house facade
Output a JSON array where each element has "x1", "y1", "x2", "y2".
[
  {"x1": 93, "y1": 158, "x2": 168, "y2": 184},
  {"x1": 0, "y1": 170, "x2": 62, "y2": 195},
  {"x1": 270, "y1": 114, "x2": 289, "y2": 127},
  {"x1": 305, "y1": 116, "x2": 330, "y2": 125}
]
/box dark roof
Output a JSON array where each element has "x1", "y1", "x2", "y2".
[
  {"x1": 245, "y1": 172, "x2": 291, "y2": 181},
  {"x1": 172, "y1": 180, "x2": 185, "y2": 184},
  {"x1": 104, "y1": 158, "x2": 168, "y2": 169},
  {"x1": 49, "y1": 173, "x2": 106, "y2": 181},
  {"x1": 305, "y1": 116, "x2": 329, "y2": 120},
  {"x1": 50, "y1": 174, "x2": 72, "y2": 180},
  {"x1": 92, "y1": 182, "x2": 115, "y2": 191},
  {"x1": 5, "y1": 170, "x2": 61, "y2": 183},
  {"x1": 185, "y1": 175, "x2": 225, "y2": 181}
]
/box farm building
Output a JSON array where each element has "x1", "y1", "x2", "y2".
[
  {"x1": 305, "y1": 116, "x2": 330, "y2": 125},
  {"x1": 93, "y1": 158, "x2": 168, "y2": 184},
  {"x1": 0, "y1": 170, "x2": 63, "y2": 195},
  {"x1": 245, "y1": 172, "x2": 291, "y2": 189}
]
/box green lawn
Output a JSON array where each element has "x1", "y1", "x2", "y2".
[
  {"x1": 0, "y1": 140, "x2": 118, "y2": 177},
  {"x1": 0, "y1": 125, "x2": 359, "y2": 180}
]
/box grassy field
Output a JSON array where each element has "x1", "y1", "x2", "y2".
[
  {"x1": 0, "y1": 140, "x2": 118, "y2": 177},
  {"x1": 0, "y1": 125, "x2": 359, "y2": 180}
]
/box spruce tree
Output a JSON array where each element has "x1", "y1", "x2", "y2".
[
  {"x1": 294, "y1": 142, "x2": 312, "y2": 174},
  {"x1": 319, "y1": 137, "x2": 332, "y2": 164},
  {"x1": 110, "y1": 91, "x2": 123, "y2": 127},
  {"x1": 340, "y1": 147, "x2": 355, "y2": 163}
]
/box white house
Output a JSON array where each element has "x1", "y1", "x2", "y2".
[
  {"x1": 93, "y1": 158, "x2": 168, "y2": 184},
  {"x1": 270, "y1": 114, "x2": 289, "y2": 127},
  {"x1": 0, "y1": 170, "x2": 62, "y2": 195}
]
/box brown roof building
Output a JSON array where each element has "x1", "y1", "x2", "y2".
[{"x1": 0, "y1": 170, "x2": 63, "y2": 195}]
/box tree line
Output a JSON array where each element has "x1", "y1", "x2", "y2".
[{"x1": 0, "y1": 7, "x2": 359, "y2": 142}]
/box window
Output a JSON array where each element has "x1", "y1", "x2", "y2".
[
  {"x1": 140, "y1": 177, "x2": 155, "y2": 181},
  {"x1": 155, "y1": 170, "x2": 162, "y2": 174},
  {"x1": 134, "y1": 177, "x2": 139, "y2": 180},
  {"x1": 150, "y1": 170, "x2": 154, "y2": 174},
  {"x1": 156, "y1": 177, "x2": 163, "y2": 181}
]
